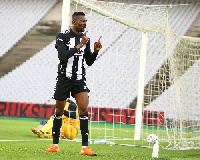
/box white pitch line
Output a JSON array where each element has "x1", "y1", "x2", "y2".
[
  {"x1": 0, "y1": 140, "x2": 28, "y2": 142},
  {"x1": 0, "y1": 139, "x2": 79, "y2": 142},
  {"x1": 0, "y1": 139, "x2": 51, "y2": 142}
]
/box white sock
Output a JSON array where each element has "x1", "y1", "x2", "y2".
[
  {"x1": 82, "y1": 146, "x2": 87, "y2": 149},
  {"x1": 54, "y1": 144, "x2": 58, "y2": 147}
]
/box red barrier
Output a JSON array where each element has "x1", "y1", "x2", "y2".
[
  {"x1": 0, "y1": 102, "x2": 55, "y2": 118},
  {"x1": 0, "y1": 101, "x2": 164, "y2": 125}
]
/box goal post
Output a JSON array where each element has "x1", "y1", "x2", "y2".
[
  {"x1": 134, "y1": 32, "x2": 148, "y2": 140},
  {"x1": 63, "y1": 0, "x2": 200, "y2": 149},
  {"x1": 61, "y1": 0, "x2": 71, "y2": 31}
]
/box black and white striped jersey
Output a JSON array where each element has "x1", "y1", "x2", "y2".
[{"x1": 55, "y1": 28, "x2": 97, "y2": 80}]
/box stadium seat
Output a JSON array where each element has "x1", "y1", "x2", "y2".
[{"x1": 0, "y1": 0, "x2": 58, "y2": 58}]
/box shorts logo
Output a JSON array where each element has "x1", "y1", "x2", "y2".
[{"x1": 84, "y1": 86, "x2": 87, "y2": 89}]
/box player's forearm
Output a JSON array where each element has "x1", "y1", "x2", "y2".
[
  {"x1": 85, "y1": 52, "x2": 97, "y2": 66},
  {"x1": 84, "y1": 39, "x2": 97, "y2": 66},
  {"x1": 56, "y1": 33, "x2": 78, "y2": 61},
  {"x1": 58, "y1": 47, "x2": 78, "y2": 61}
]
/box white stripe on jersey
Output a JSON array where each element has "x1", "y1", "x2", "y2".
[
  {"x1": 76, "y1": 38, "x2": 86, "y2": 80},
  {"x1": 66, "y1": 37, "x2": 75, "y2": 78},
  {"x1": 66, "y1": 56, "x2": 74, "y2": 78},
  {"x1": 69, "y1": 37, "x2": 75, "y2": 49},
  {"x1": 76, "y1": 53, "x2": 83, "y2": 80}
]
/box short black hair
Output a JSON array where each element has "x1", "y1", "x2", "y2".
[{"x1": 72, "y1": 12, "x2": 85, "y2": 20}]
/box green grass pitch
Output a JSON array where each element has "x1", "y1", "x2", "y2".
[{"x1": 0, "y1": 117, "x2": 200, "y2": 160}]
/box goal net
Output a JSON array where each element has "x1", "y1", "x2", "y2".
[{"x1": 66, "y1": 0, "x2": 200, "y2": 149}]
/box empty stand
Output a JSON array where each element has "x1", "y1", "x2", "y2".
[{"x1": 0, "y1": 0, "x2": 58, "y2": 58}]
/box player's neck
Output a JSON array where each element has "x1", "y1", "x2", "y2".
[{"x1": 72, "y1": 27, "x2": 80, "y2": 36}]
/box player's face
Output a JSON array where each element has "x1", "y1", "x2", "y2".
[{"x1": 74, "y1": 15, "x2": 87, "y2": 32}]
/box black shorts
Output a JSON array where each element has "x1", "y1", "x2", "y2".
[{"x1": 54, "y1": 74, "x2": 90, "y2": 101}]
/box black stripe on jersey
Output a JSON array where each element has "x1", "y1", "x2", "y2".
[
  {"x1": 72, "y1": 55, "x2": 79, "y2": 80},
  {"x1": 82, "y1": 55, "x2": 85, "y2": 79}
]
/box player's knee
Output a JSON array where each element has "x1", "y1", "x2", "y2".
[
  {"x1": 55, "y1": 107, "x2": 64, "y2": 115},
  {"x1": 55, "y1": 100, "x2": 65, "y2": 115},
  {"x1": 79, "y1": 108, "x2": 88, "y2": 115}
]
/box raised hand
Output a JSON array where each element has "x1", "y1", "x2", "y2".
[
  {"x1": 76, "y1": 31, "x2": 89, "y2": 50},
  {"x1": 81, "y1": 30, "x2": 89, "y2": 46},
  {"x1": 94, "y1": 36, "x2": 102, "y2": 54}
]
